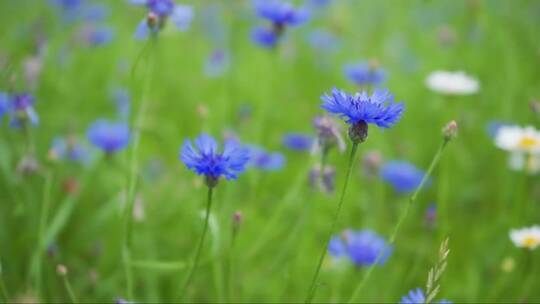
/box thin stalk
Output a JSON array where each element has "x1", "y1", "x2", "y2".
[
  {"x1": 122, "y1": 37, "x2": 156, "y2": 300},
  {"x1": 180, "y1": 186, "x2": 215, "y2": 299},
  {"x1": 348, "y1": 139, "x2": 450, "y2": 303},
  {"x1": 305, "y1": 142, "x2": 359, "y2": 303},
  {"x1": 62, "y1": 275, "x2": 78, "y2": 303},
  {"x1": 34, "y1": 171, "x2": 53, "y2": 298},
  {"x1": 0, "y1": 260, "x2": 9, "y2": 302}
]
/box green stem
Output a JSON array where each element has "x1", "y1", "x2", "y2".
[
  {"x1": 122, "y1": 38, "x2": 156, "y2": 300},
  {"x1": 62, "y1": 275, "x2": 78, "y2": 303},
  {"x1": 0, "y1": 260, "x2": 9, "y2": 302},
  {"x1": 347, "y1": 139, "x2": 450, "y2": 303},
  {"x1": 305, "y1": 142, "x2": 359, "y2": 303},
  {"x1": 180, "y1": 186, "x2": 214, "y2": 300},
  {"x1": 34, "y1": 171, "x2": 53, "y2": 298}
]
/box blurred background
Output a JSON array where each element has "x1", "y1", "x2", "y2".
[{"x1": 0, "y1": 0, "x2": 539, "y2": 302}]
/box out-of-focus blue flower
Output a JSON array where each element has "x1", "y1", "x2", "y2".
[
  {"x1": 381, "y1": 161, "x2": 428, "y2": 193},
  {"x1": 307, "y1": 29, "x2": 340, "y2": 53},
  {"x1": 246, "y1": 145, "x2": 285, "y2": 171},
  {"x1": 329, "y1": 229, "x2": 392, "y2": 266},
  {"x1": 131, "y1": 0, "x2": 194, "y2": 40},
  {"x1": 400, "y1": 288, "x2": 425, "y2": 304},
  {"x1": 204, "y1": 49, "x2": 229, "y2": 78},
  {"x1": 87, "y1": 120, "x2": 130, "y2": 153},
  {"x1": 486, "y1": 120, "x2": 513, "y2": 138},
  {"x1": 251, "y1": 26, "x2": 278, "y2": 48},
  {"x1": 254, "y1": 0, "x2": 309, "y2": 26},
  {"x1": 111, "y1": 88, "x2": 130, "y2": 121},
  {"x1": 180, "y1": 134, "x2": 250, "y2": 180},
  {"x1": 400, "y1": 288, "x2": 452, "y2": 304},
  {"x1": 313, "y1": 115, "x2": 346, "y2": 153},
  {"x1": 344, "y1": 62, "x2": 386, "y2": 87},
  {"x1": 80, "y1": 25, "x2": 114, "y2": 46},
  {"x1": 49, "y1": 136, "x2": 90, "y2": 163},
  {"x1": 321, "y1": 88, "x2": 404, "y2": 128},
  {"x1": 8, "y1": 93, "x2": 39, "y2": 128},
  {"x1": 282, "y1": 133, "x2": 314, "y2": 151},
  {"x1": 309, "y1": 164, "x2": 336, "y2": 193},
  {"x1": 308, "y1": 0, "x2": 332, "y2": 7},
  {"x1": 83, "y1": 3, "x2": 110, "y2": 22},
  {"x1": 0, "y1": 92, "x2": 8, "y2": 119}
]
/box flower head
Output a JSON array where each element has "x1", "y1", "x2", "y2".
[
  {"x1": 251, "y1": 26, "x2": 278, "y2": 48},
  {"x1": 246, "y1": 145, "x2": 285, "y2": 171},
  {"x1": 400, "y1": 288, "x2": 452, "y2": 304},
  {"x1": 253, "y1": 0, "x2": 309, "y2": 27},
  {"x1": 7, "y1": 93, "x2": 39, "y2": 128},
  {"x1": 49, "y1": 136, "x2": 90, "y2": 163},
  {"x1": 79, "y1": 25, "x2": 114, "y2": 46},
  {"x1": 204, "y1": 49, "x2": 229, "y2": 78},
  {"x1": 381, "y1": 161, "x2": 428, "y2": 193},
  {"x1": 321, "y1": 88, "x2": 404, "y2": 129},
  {"x1": 495, "y1": 125, "x2": 540, "y2": 174},
  {"x1": 344, "y1": 61, "x2": 386, "y2": 87},
  {"x1": 0, "y1": 92, "x2": 8, "y2": 119},
  {"x1": 87, "y1": 120, "x2": 130, "y2": 153},
  {"x1": 131, "y1": 0, "x2": 193, "y2": 40},
  {"x1": 426, "y1": 70, "x2": 479, "y2": 95},
  {"x1": 510, "y1": 225, "x2": 540, "y2": 250},
  {"x1": 282, "y1": 133, "x2": 314, "y2": 151},
  {"x1": 328, "y1": 229, "x2": 392, "y2": 267},
  {"x1": 313, "y1": 115, "x2": 346, "y2": 153},
  {"x1": 180, "y1": 134, "x2": 250, "y2": 184}
]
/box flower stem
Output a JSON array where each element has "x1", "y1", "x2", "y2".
[
  {"x1": 305, "y1": 142, "x2": 359, "y2": 303},
  {"x1": 62, "y1": 274, "x2": 78, "y2": 303},
  {"x1": 180, "y1": 186, "x2": 214, "y2": 300},
  {"x1": 347, "y1": 139, "x2": 450, "y2": 303}
]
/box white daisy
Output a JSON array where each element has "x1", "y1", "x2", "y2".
[
  {"x1": 495, "y1": 125, "x2": 540, "y2": 173},
  {"x1": 425, "y1": 70, "x2": 479, "y2": 95},
  {"x1": 510, "y1": 225, "x2": 540, "y2": 250}
]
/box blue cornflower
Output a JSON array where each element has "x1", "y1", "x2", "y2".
[
  {"x1": 254, "y1": 0, "x2": 309, "y2": 27},
  {"x1": 246, "y1": 145, "x2": 285, "y2": 171},
  {"x1": 180, "y1": 134, "x2": 250, "y2": 184},
  {"x1": 130, "y1": 0, "x2": 193, "y2": 40},
  {"x1": 328, "y1": 229, "x2": 392, "y2": 267},
  {"x1": 380, "y1": 161, "x2": 429, "y2": 193},
  {"x1": 49, "y1": 136, "x2": 90, "y2": 163},
  {"x1": 204, "y1": 49, "x2": 229, "y2": 78},
  {"x1": 283, "y1": 133, "x2": 314, "y2": 151},
  {"x1": 400, "y1": 288, "x2": 452, "y2": 304},
  {"x1": 0, "y1": 92, "x2": 8, "y2": 119},
  {"x1": 321, "y1": 88, "x2": 404, "y2": 140},
  {"x1": 80, "y1": 25, "x2": 114, "y2": 46},
  {"x1": 344, "y1": 61, "x2": 386, "y2": 87},
  {"x1": 251, "y1": 26, "x2": 278, "y2": 48},
  {"x1": 7, "y1": 93, "x2": 39, "y2": 128},
  {"x1": 87, "y1": 120, "x2": 130, "y2": 153},
  {"x1": 251, "y1": 0, "x2": 308, "y2": 48}
]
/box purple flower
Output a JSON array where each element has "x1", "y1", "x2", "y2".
[
  {"x1": 381, "y1": 161, "x2": 429, "y2": 193},
  {"x1": 7, "y1": 93, "x2": 39, "y2": 128},
  {"x1": 251, "y1": 26, "x2": 278, "y2": 48},
  {"x1": 344, "y1": 61, "x2": 386, "y2": 87},
  {"x1": 80, "y1": 25, "x2": 114, "y2": 46},
  {"x1": 253, "y1": 0, "x2": 309, "y2": 27},
  {"x1": 131, "y1": 0, "x2": 193, "y2": 40},
  {"x1": 328, "y1": 229, "x2": 392, "y2": 266},
  {"x1": 0, "y1": 92, "x2": 9, "y2": 119},
  {"x1": 204, "y1": 49, "x2": 229, "y2": 78},
  {"x1": 180, "y1": 133, "x2": 250, "y2": 181},
  {"x1": 400, "y1": 288, "x2": 452, "y2": 304},
  {"x1": 49, "y1": 136, "x2": 90, "y2": 163},
  {"x1": 321, "y1": 88, "x2": 404, "y2": 128},
  {"x1": 282, "y1": 133, "x2": 314, "y2": 151},
  {"x1": 87, "y1": 120, "x2": 130, "y2": 153},
  {"x1": 246, "y1": 145, "x2": 285, "y2": 171}
]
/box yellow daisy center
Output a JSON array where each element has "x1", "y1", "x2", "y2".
[
  {"x1": 522, "y1": 236, "x2": 539, "y2": 248},
  {"x1": 518, "y1": 136, "x2": 539, "y2": 149}
]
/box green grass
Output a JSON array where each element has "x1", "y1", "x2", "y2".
[{"x1": 0, "y1": 0, "x2": 540, "y2": 302}]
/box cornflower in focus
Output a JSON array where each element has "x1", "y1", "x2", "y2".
[
  {"x1": 130, "y1": 0, "x2": 194, "y2": 40},
  {"x1": 251, "y1": 0, "x2": 309, "y2": 48}
]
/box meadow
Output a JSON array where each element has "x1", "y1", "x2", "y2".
[{"x1": 0, "y1": 0, "x2": 540, "y2": 303}]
